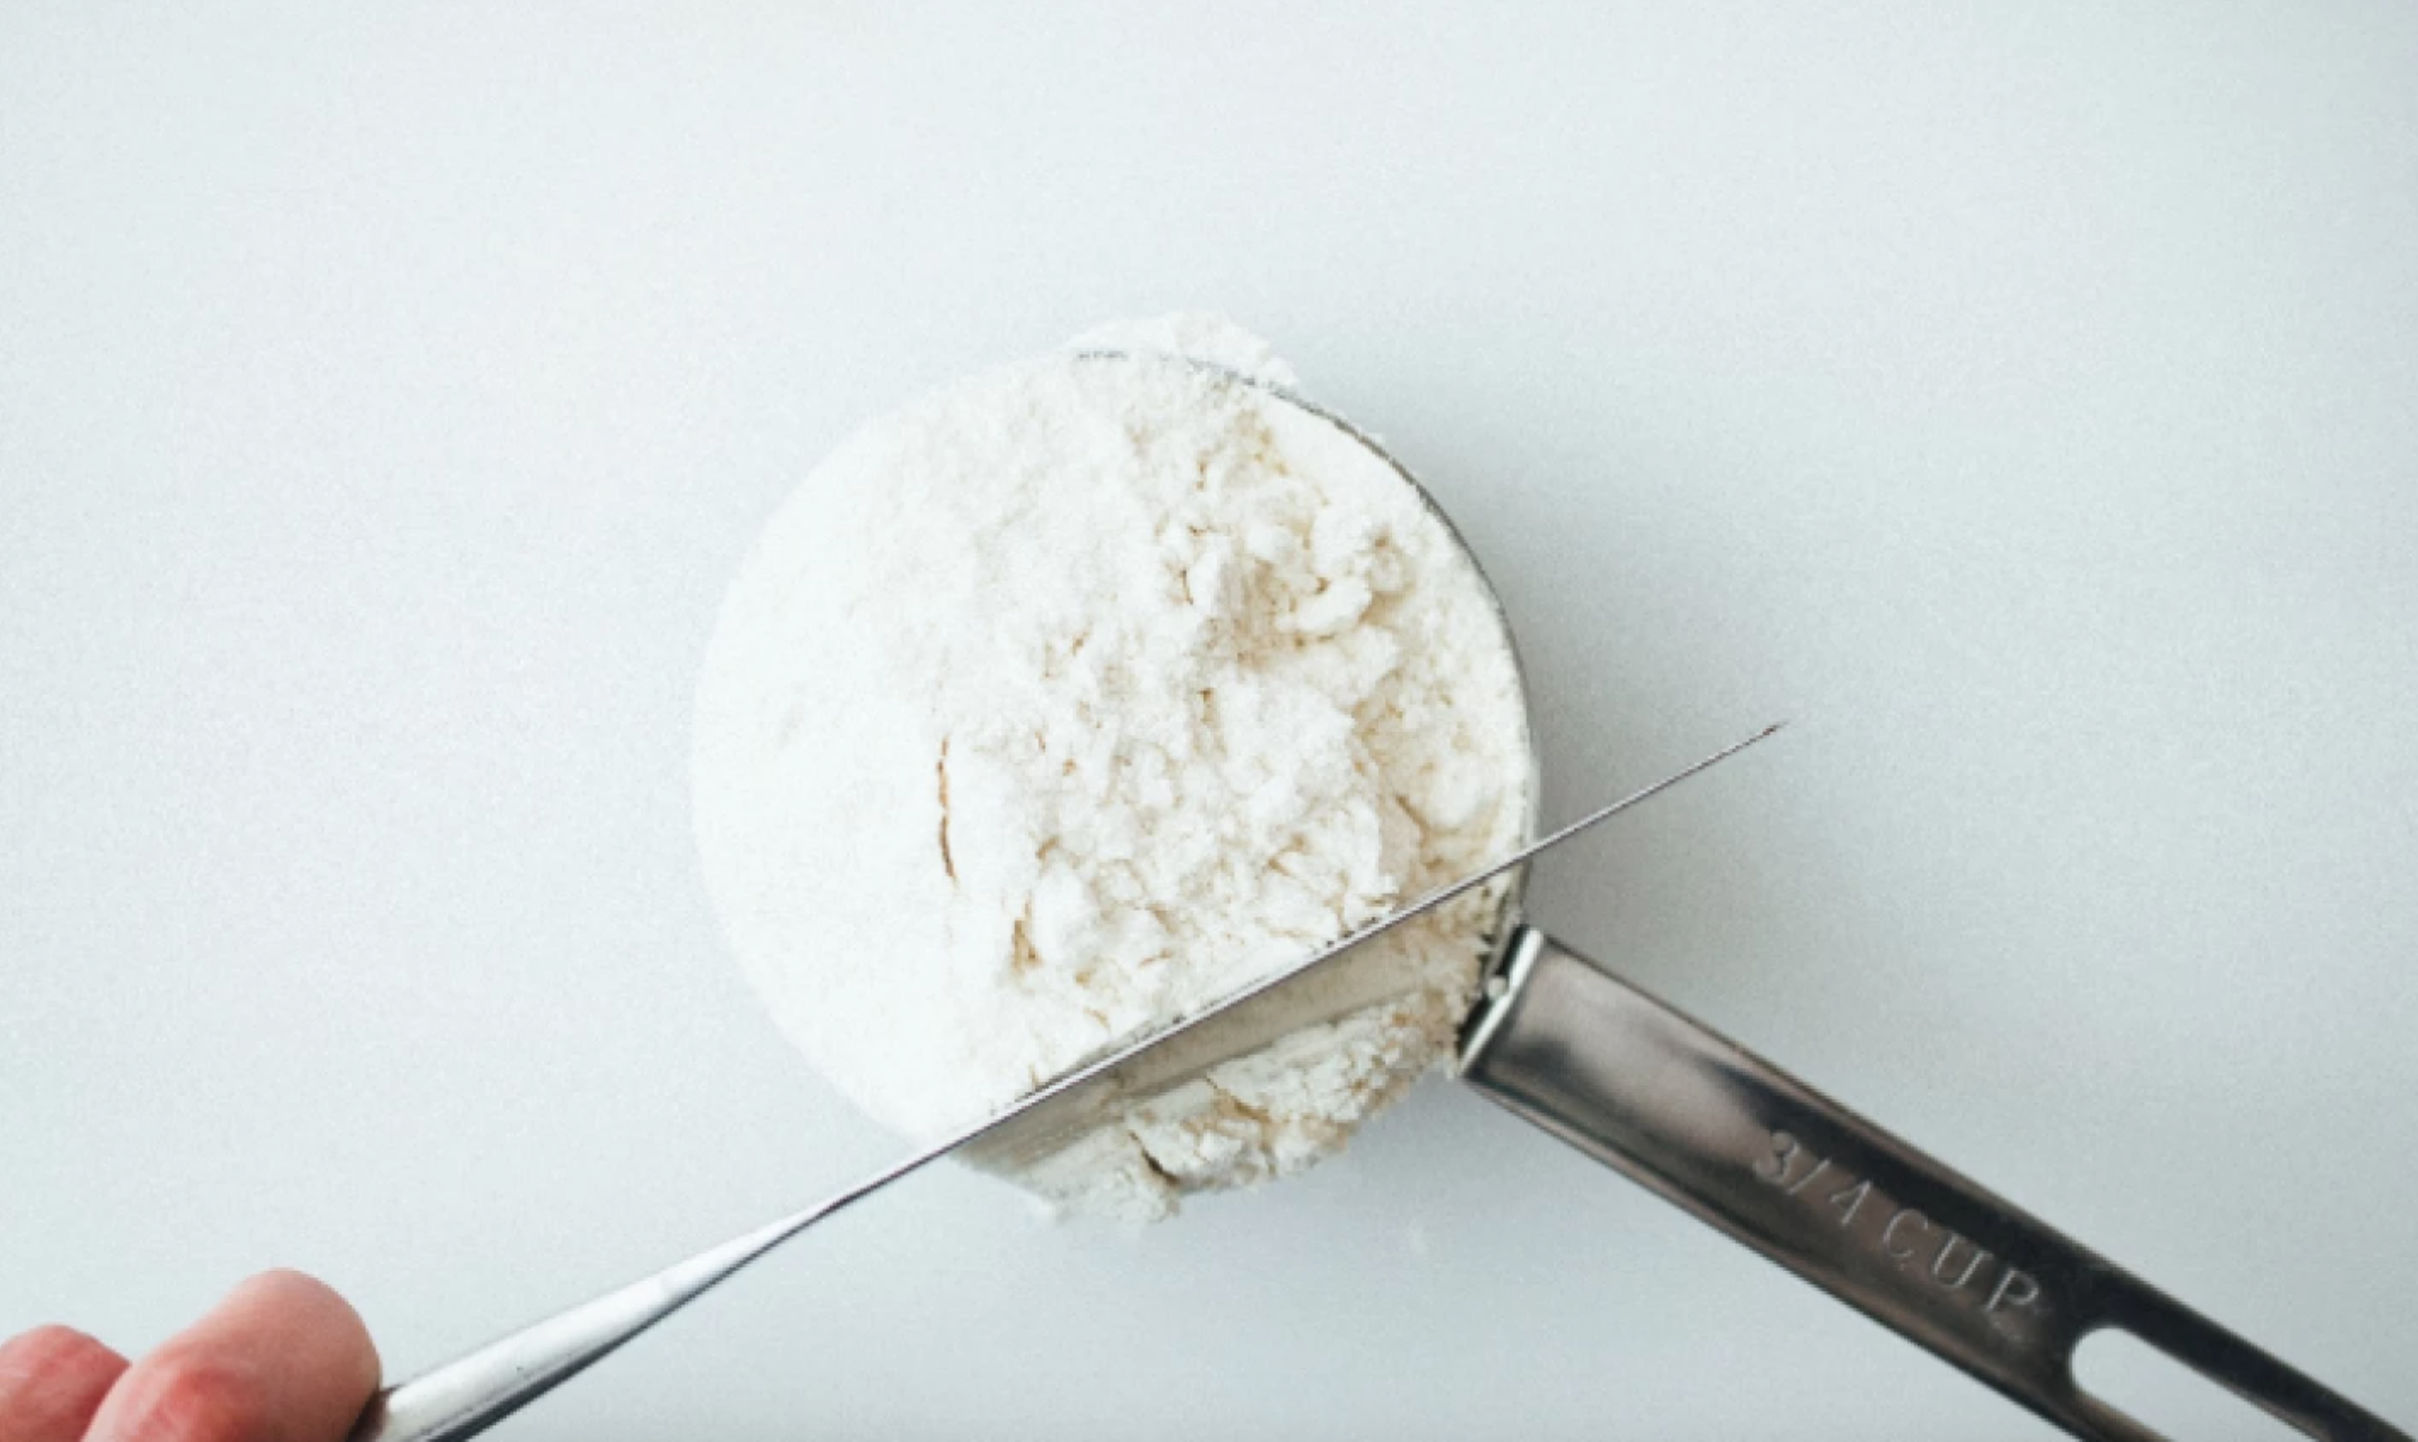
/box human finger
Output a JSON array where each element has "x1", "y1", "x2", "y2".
[
  {"x1": 83, "y1": 1269, "x2": 379, "y2": 1442},
  {"x1": 0, "y1": 1325, "x2": 130, "y2": 1442}
]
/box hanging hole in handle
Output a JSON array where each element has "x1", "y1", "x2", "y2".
[{"x1": 2074, "y1": 1328, "x2": 2318, "y2": 1441}]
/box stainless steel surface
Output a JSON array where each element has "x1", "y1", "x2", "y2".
[
  {"x1": 1457, "y1": 926, "x2": 2410, "y2": 1442},
  {"x1": 348, "y1": 730, "x2": 1776, "y2": 1442}
]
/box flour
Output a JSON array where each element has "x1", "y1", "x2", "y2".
[{"x1": 693, "y1": 317, "x2": 1533, "y2": 1220}]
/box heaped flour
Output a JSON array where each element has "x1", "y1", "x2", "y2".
[{"x1": 694, "y1": 318, "x2": 1533, "y2": 1219}]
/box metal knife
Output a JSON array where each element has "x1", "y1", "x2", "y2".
[{"x1": 352, "y1": 723, "x2": 2405, "y2": 1442}]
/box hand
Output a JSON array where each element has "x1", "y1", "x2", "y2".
[{"x1": 0, "y1": 1270, "x2": 379, "y2": 1442}]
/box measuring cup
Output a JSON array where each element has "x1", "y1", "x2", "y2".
[{"x1": 350, "y1": 357, "x2": 2406, "y2": 1442}]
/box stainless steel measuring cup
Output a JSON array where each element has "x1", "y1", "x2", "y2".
[{"x1": 350, "y1": 357, "x2": 2406, "y2": 1442}]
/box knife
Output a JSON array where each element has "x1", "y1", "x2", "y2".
[{"x1": 351, "y1": 721, "x2": 2405, "y2": 1442}]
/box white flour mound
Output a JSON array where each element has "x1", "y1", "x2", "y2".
[{"x1": 694, "y1": 317, "x2": 1533, "y2": 1220}]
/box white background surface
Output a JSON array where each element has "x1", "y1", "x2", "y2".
[{"x1": 4, "y1": 4, "x2": 2414, "y2": 1438}]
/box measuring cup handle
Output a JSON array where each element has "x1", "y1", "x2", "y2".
[{"x1": 1455, "y1": 924, "x2": 2407, "y2": 1442}]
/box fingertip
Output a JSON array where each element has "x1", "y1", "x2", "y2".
[
  {"x1": 0, "y1": 1322, "x2": 128, "y2": 1382},
  {"x1": 0, "y1": 1325, "x2": 132, "y2": 1442},
  {"x1": 86, "y1": 1269, "x2": 382, "y2": 1442},
  {"x1": 221, "y1": 1269, "x2": 381, "y2": 1393},
  {"x1": 224, "y1": 1268, "x2": 345, "y2": 1317}
]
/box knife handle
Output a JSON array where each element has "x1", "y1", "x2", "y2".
[{"x1": 1455, "y1": 924, "x2": 2406, "y2": 1442}]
